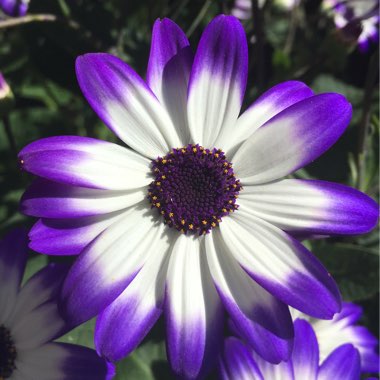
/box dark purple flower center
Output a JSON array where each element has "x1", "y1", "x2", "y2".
[
  {"x1": 148, "y1": 144, "x2": 241, "y2": 235},
  {"x1": 0, "y1": 325, "x2": 17, "y2": 378}
]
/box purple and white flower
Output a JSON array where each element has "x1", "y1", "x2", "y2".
[
  {"x1": 0, "y1": 229, "x2": 115, "y2": 379},
  {"x1": 324, "y1": 0, "x2": 379, "y2": 51},
  {"x1": 292, "y1": 303, "x2": 379, "y2": 374},
  {"x1": 0, "y1": 73, "x2": 12, "y2": 101},
  {"x1": 0, "y1": 0, "x2": 29, "y2": 17},
  {"x1": 219, "y1": 318, "x2": 363, "y2": 380},
  {"x1": 231, "y1": 0, "x2": 299, "y2": 20},
  {"x1": 19, "y1": 15, "x2": 378, "y2": 379}
]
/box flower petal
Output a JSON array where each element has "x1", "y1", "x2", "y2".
[
  {"x1": 318, "y1": 344, "x2": 361, "y2": 380},
  {"x1": 15, "y1": 343, "x2": 114, "y2": 380},
  {"x1": 11, "y1": 303, "x2": 66, "y2": 350},
  {"x1": 76, "y1": 53, "x2": 181, "y2": 158},
  {"x1": 11, "y1": 263, "x2": 68, "y2": 323},
  {"x1": 292, "y1": 319, "x2": 319, "y2": 380},
  {"x1": 187, "y1": 15, "x2": 248, "y2": 147},
  {"x1": 29, "y1": 212, "x2": 125, "y2": 256},
  {"x1": 60, "y1": 205, "x2": 170, "y2": 326},
  {"x1": 95, "y1": 231, "x2": 172, "y2": 361},
  {"x1": 147, "y1": 18, "x2": 193, "y2": 145},
  {"x1": 313, "y1": 302, "x2": 380, "y2": 374},
  {"x1": 251, "y1": 350, "x2": 294, "y2": 380},
  {"x1": 21, "y1": 179, "x2": 146, "y2": 218},
  {"x1": 239, "y1": 179, "x2": 379, "y2": 235},
  {"x1": 19, "y1": 136, "x2": 151, "y2": 190},
  {"x1": 165, "y1": 235, "x2": 223, "y2": 379},
  {"x1": 220, "y1": 209, "x2": 341, "y2": 319},
  {"x1": 219, "y1": 337, "x2": 264, "y2": 380},
  {"x1": 0, "y1": 229, "x2": 28, "y2": 325},
  {"x1": 216, "y1": 81, "x2": 313, "y2": 155},
  {"x1": 233, "y1": 94, "x2": 352, "y2": 184},
  {"x1": 205, "y1": 229, "x2": 293, "y2": 363}
]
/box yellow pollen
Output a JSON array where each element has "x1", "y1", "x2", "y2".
[
  {"x1": 222, "y1": 208, "x2": 227, "y2": 212},
  {"x1": 228, "y1": 200, "x2": 233, "y2": 204},
  {"x1": 152, "y1": 196, "x2": 157, "y2": 200},
  {"x1": 223, "y1": 162, "x2": 228, "y2": 167},
  {"x1": 156, "y1": 182, "x2": 161, "y2": 186},
  {"x1": 211, "y1": 222, "x2": 216, "y2": 227},
  {"x1": 202, "y1": 220, "x2": 207, "y2": 225},
  {"x1": 233, "y1": 184, "x2": 237, "y2": 188},
  {"x1": 156, "y1": 203, "x2": 161, "y2": 208},
  {"x1": 154, "y1": 168, "x2": 159, "y2": 172},
  {"x1": 224, "y1": 169, "x2": 228, "y2": 174},
  {"x1": 181, "y1": 148, "x2": 186, "y2": 153},
  {"x1": 181, "y1": 219, "x2": 185, "y2": 225},
  {"x1": 162, "y1": 159, "x2": 167, "y2": 164},
  {"x1": 169, "y1": 212, "x2": 174, "y2": 217},
  {"x1": 214, "y1": 153, "x2": 219, "y2": 158},
  {"x1": 192, "y1": 147, "x2": 197, "y2": 153},
  {"x1": 202, "y1": 150, "x2": 207, "y2": 155},
  {"x1": 189, "y1": 224, "x2": 194, "y2": 230},
  {"x1": 161, "y1": 175, "x2": 166, "y2": 179},
  {"x1": 161, "y1": 210, "x2": 165, "y2": 215}
]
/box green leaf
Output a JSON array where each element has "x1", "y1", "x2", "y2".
[
  {"x1": 22, "y1": 254, "x2": 49, "y2": 284},
  {"x1": 57, "y1": 318, "x2": 96, "y2": 348},
  {"x1": 312, "y1": 242, "x2": 379, "y2": 302},
  {"x1": 115, "y1": 340, "x2": 171, "y2": 380}
]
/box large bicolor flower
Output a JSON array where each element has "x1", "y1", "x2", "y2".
[
  {"x1": 219, "y1": 318, "x2": 363, "y2": 380},
  {"x1": 0, "y1": 229, "x2": 114, "y2": 380},
  {"x1": 291, "y1": 303, "x2": 379, "y2": 374},
  {"x1": 19, "y1": 15, "x2": 378, "y2": 379}
]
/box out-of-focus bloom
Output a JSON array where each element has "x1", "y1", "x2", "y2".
[
  {"x1": 231, "y1": 0, "x2": 253, "y2": 20},
  {"x1": 19, "y1": 15, "x2": 378, "y2": 379},
  {"x1": 0, "y1": 73, "x2": 11, "y2": 99},
  {"x1": 292, "y1": 303, "x2": 379, "y2": 374},
  {"x1": 220, "y1": 319, "x2": 363, "y2": 380},
  {"x1": 0, "y1": 229, "x2": 115, "y2": 379},
  {"x1": 231, "y1": 0, "x2": 299, "y2": 20},
  {"x1": 0, "y1": 0, "x2": 29, "y2": 17},
  {"x1": 323, "y1": 0, "x2": 379, "y2": 51}
]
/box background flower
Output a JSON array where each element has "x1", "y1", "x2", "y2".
[
  {"x1": 0, "y1": 229, "x2": 115, "y2": 380},
  {"x1": 0, "y1": 0, "x2": 29, "y2": 17},
  {"x1": 219, "y1": 319, "x2": 363, "y2": 380}
]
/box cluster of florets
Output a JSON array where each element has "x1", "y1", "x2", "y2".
[
  {"x1": 148, "y1": 144, "x2": 241, "y2": 235},
  {"x1": 0, "y1": 325, "x2": 17, "y2": 378}
]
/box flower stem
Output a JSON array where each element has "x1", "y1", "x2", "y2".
[
  {"x1": 186, "y1": 0, "x2": 212, "y2": 37},
  {"x1": 357, "y1": 48, "x2": 378, "y2": 191},
  {"x1": 251, "y1": 0, "x2": 265, "y2": 92},
  {"x1": 2, "y1": 115, "x2": 17, "y2": 156}
]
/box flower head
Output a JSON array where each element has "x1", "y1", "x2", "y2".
[
  {"x1": 324, "y1": 0, "x2": 379, "y2": 51},
  {"x1": 19, "y1": 15, "x2": 378, "y2": 379},
  {"x1": 0, "y1": 0, "x2": 29, "y2": 17},
  {"x1": 219, "y1": 318, "x2": 363, "y2": 380},
  {"x1": 292, "y1": 303, "x2": 379, "y2": 374},
  {"x1": 0, "y1": 229, "x2": 114, "y2": 379}
]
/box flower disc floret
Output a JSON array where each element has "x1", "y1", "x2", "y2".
[
  {"x1": 0, "y1": 325, "x2": 17, "y2": 378},
  {"x1": 148, "y1": 144, "x2": 241, "y2": 235}
]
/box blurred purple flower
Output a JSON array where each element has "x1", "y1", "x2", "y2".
[
  {"x1": 0, "y1": 72, "x2": 11, "y2": 99},
  {"x1": 292, "y1": 303, "x2": 379, "y2": 374},
  {"x1": 0, "y1": 229, "x2": 115, "y2": 379},
  {"x1": 220, "y1": 318, "x2": 367, "y2": 379},
  {"x1": 0, "y1": 0, "x2": 29, "y2": 17},
  {"x1": 324, "y1": 0, "x2": 379, "y2": 51}
]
